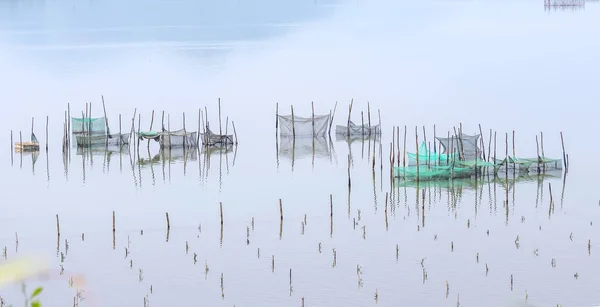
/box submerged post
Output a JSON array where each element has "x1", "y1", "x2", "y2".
[
  {"x1": 279, "y1": 199, "x2": 283, "y2": 220},
  {"x1": 219, "y1": 202, "x2": 224, "y2": 225},
  {"x1": 45, "y1": 116, "x2": 49, "y2": 151}
]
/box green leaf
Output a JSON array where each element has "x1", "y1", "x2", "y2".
[
  {"x1": 31, "y1": 300, "x2": 41, "y2": 307},
  {"x1": 30, "y1": 287, "x2": 43, "y2": 299}
]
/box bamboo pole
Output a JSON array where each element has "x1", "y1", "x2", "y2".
[
  {"x1": 148, "y1": 110, "x2": 155, "y2": 150},
  {"x1": 279, "y1": 199, "x2": 283, "y2": 220},
  {"x1": 397, "y1": 126, "x2": 400, "y2": 167},
  {"x1": 540, "y1": 131, "x2": 545, "y2": 158},
  {"x1": 67, "y1": 103, "x2": 71, "y2": 138},
  {"x1": 487, "y1": 129, "x2": 492, "y2": 162},
  {"x1": 312, "y1": 101, "x2": 315, "y2": 137},
  {"x1": 415, "y1": 126, "x2": 419, "y2": 180},
  {"x1": 31, "y1": 117, "x2": 34, "y2": 141},
  {"x1": 119, "y1": 114, "x2": 122, "y2": 147},
  {"x1": 560, "y1": 132, "x2": 566, "y2": 169},
  {"x1": 330, "y1": 194, "x2": 333, "y2": 237},
  {"x1": 347, "y1": 99, "x2": 353, "y2": 137},
  {"x1": 166, "y1": 212, "x2": 170, "y2": 231},
  {"x1": 328, "y1": 101, "x2": 337, "y2": 135},
  {"x1": 536, "y1": 135, "x2": 541, "y2": 173},
  {"x1": 183, "y1": 112, "x2": 187, "y2": 148},
  {"x1": 361, "y1": 111, "x2": 364, "y2": 138},
  {"x1": 367, "y1": 102, "x2": 371, "y2": 136},
  {"x1": 232, "y1": 121, "x2": 238, "y2": 145},
  {"x1": 275, "y1": 102, "x2": 279, "y2": 133},
  {"x1": 494, "y1": 131, "x2": 497, "y2": 162},
  {"x1": 198, "y1": 109, "x2": 201, "y2": 145},
  {"x1": 291, "y1": 105, "x2": 296, "y2": 138},
  {"x1": 218, "y1": 98, "x2": 222, "y2": 136},
  {"x1": 348, "y1": 154, "x2": 351, "y2": 188},
  {"x1": 403, "y1": 126, "x2": 407, "y2": 167},
  {"x1": 10, "y1": 130, "x2": 13, "y2": 152},
  {"x1": 220, "y1": 202, "x2": 223, "y2": 225},
  {"x1": 19, "y1": 131, "x2": 22, "y2": 149},
  {"x1": 478, "y1": 124, "x2": 485, "y2": 161},
  {"x1": 102, "y1": 95, "x2": 109, "y2": 137}
]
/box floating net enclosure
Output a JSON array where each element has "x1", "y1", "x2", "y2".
[
  {"x1": 156, "y1": 129, "x2": 199, "y2": 148},
  {"x1": 436, "y1": 133, "x2": 482, "y2": 161},
  {"x1": 278, "y1": 114, "x2": 330, "y2": 137},
  {"x1": 200, "y1": 127, "x2": 234, "y2": 147},
  {"x1": 335, "y1": 121, "x2": 381, "y2": 137},
  {"x1": 75, "y1": 133, "x2": 130, "y2": 147},
  {"x1": 71, "y1": 117, "x2": 107, "y2": 135}
]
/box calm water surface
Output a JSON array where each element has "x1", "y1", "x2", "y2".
[{"x1": 1, "y1": 0, "x2": 600, "y2": 306}]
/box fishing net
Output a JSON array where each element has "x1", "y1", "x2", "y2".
[
  {"x1": 157, "y1": 129, "x2": 198, "y2": 148},
  {"x1": 407, "y1": 142, "x2": 455, "y2": 166},
  {"x1": 75, "y1": 133, "x2": 130, "y2": 147},
  {"x1": 278, "y1": 114, "x2": 330, "y2": 137},
  {"x1": 335, "y1": 121, "x2": 381, "y2": 136},
  {"x1": 71, "y1": 117, "x2": 107, "y2": 135},
  {"x1": 200, "y1": 127, "x2": 234, "y2": 147},
  {"x1": 436, "y1": 133, "x2": 481, "y2": 161}
]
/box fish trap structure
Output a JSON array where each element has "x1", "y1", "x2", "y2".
[
  {"x1": 15, "y1": 132, "x2": 40, "y2": 152},
  {"x1": 278, "y1": 114, "x2": 331, "y2": 138},
  {"x1": 395, "y1": 129, "x2": 564, "y2": 182},
  {"x1": 138, "y1": 129, "x2": 199, "y2": 149}
]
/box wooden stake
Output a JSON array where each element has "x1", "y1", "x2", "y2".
[
  {"x1": 67, "y1": 103, "x2": 71, "y2": 137},
  {"x1": 329, "y1": 101, "x2": 338, "y2": 135},
  {"x1": 403, "y1": 126, "x2": 407, "y2": 167},
  {"x1": 397, "y1": 126, "x2": 400, "y2": 167},
  {"x1": 347, "y1": 99, "x2": 353, "y2": 137},
  {"x1": 275, "y1": 102, "x2": 279, "y2": 131},
  {"x1": 312, "y1": 101, "x2": 316, "y2": 137},
  {"x1": 415, "y1": 126, "x2": 419, "y2": 180},
  {"x1": 218, "y1": 98, "x2": 222, "y2": 136},
  {"x1": 10, "y1": 130, "x2": 13, "y2": 152},
  {"x1": 560, "y1": 132, "x2": 567, "y2": 169},
  {"x1": 291, "y1": 105, "x2": 296, "y2": 138},
  {"x1": 232, "y1": 121, "x2": 238, "y2": 145},
  {"x1": 348, "y1": 154, "x2": 351, "y2": 188},
  {"x1": 148, "y1": 110, "x2": 155, "y2": 149},
  {"x1": 367, "y1": 102, "x2": 372, "y2": 136},
  {"x1": 56, "y1": 214, "x2": 60, "y2": 236},
  {"x1": 112, "y1": 211, "x2": 116, "y2": 233},
  {"x1": 45, "y1": 116, "x2": 49, "y2": 151},
  {"x1": 166, "y1": 212, "x2": 171, "y2": 230},
  {"x1": 361, "y1": 111, "x2": 364, "y2": 137},
  {"x1": 279, "y1": 199, "x2": 283, "y2": 220},
  {"x1": 220, "y1": 202, "x2": 224, "y2": 225},
  {"x1": 478, "y1": 124, "x2": 485, "y2": 161}
]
